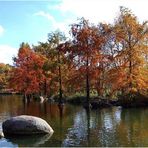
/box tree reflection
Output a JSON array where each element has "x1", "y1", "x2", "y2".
[
  {"x1": 58, "y1": 104, "x2": 64, "y2": 121},
  {"x1": 22, "y1": 96, "x2": 31, "y2": 114},
  {"x1": 85, "y1": 108, "x2": 90, "y2": 147},
  {"x1": 58, "y1": 104, "x2": 64, "y2": 146},
  {"x1": 2, "y1": 96, "x2": 148, "y2": 147},
  {"x1": 39, "y1": 101, "x2": 47, "y2": 116}
]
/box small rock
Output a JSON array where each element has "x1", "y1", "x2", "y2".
[
  {"x1": 0, "y1": 132, "x2": 4, "y2": 138},
  {"x1": 40, "y1": 96, "x2": 45, "y2": 103}
]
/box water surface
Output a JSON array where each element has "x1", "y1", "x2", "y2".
[{"x1": 0, "y1": 95, "x2": 148, "y2": 147}]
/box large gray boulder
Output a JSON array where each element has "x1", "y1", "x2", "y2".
[{"x1": 2, "y1": 115, "x2": 54, "y2": 136}]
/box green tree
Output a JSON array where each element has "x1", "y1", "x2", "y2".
[
  {"x1": 34, "y1": 31, "x2": 69, "y2": 103},
  {"x1": 0, "y1": 63, "x2": 12, "y2": 92}
]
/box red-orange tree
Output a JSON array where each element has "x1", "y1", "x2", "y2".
[
  {"x1": 10, "y1": 43, "x2": 46, "y2": 97},
  {"x1": 70, "y1": 18, "x2": 104, "y2": 103}
]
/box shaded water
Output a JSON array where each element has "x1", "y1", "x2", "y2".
[{"x1": 0, "y1": 95, "x2": 148, "y2": 147}]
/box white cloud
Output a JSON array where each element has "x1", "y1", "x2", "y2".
[
  {"x1": 34, "y1": 0, "x2": 148, "y2": 38},
  {"x1": 34, "y1": 11, "x2": 74, "y2": 37},
  {"x1": 34, "y1": 11, "x2": 56, "y2": 25},
  {"x1": 0, "y1": 45, "x2": 18, "y2": 65},
  {"x1": 55, "y1": 0, "x2": 148, "y2": 23},
  {"x1": 0, "y1": 25, "x2": 4, "y2": 37}
]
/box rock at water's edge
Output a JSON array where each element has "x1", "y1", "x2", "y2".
[
  {"x1": 2, "y1": 115, "x2": 54, "y2": 136},
  {"x1": 0, "y1": 132, "x2": 4, "y2": 138}
]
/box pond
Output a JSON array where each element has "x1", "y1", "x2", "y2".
[{"x1": 0, "y1": 95, "x2": 148, "y2": 147}]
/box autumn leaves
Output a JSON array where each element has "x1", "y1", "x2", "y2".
[{"x1": 9, "y1": 7, "x2": 148, "y2": 100}]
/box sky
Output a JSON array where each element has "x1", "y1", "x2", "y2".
[{"x1": 0, "y1": 0, "x2": 148, "y2": 65}]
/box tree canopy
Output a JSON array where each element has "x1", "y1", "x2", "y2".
[{"x1": 7, "y1": 7, "x2": 148, "y2": 103}]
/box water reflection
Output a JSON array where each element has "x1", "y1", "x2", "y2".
[
  {"x1": 119, "y1": 108, "x2": 148, "y2": 146},
  {"x1": 0, "y1": 95, "x2": 148, "y2": 147},
  {"x1": 58, "y1": 104, "x2": 64, "y2": 144},
  {"x1": 86, "y1": 108, "x2": 90, "y2": 147},
  {"x1": 63, "y1": 107, "x2": 126, "y2": 147},
  {"x1": 63, "y1": 109, "x2": 88, "y2": 147},
  {"x1": 6, "y1": 134, "x2": 53, "y2": 147}
]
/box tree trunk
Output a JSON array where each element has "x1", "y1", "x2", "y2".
[
  {"x1": 86, "y1": 53, "x2": 90, "y2": 106},
  {"x1": 128, "y1": 31, "x2": 133, "y2": 93},
  {"x1": 129, "y1": 58, "x2": 132, "y2": 91},
  {"x1": 59, "y1": 65, "x2": 62, "y2": 103},
  {"x1": 129, "y1": 42, "x2": 132, "y2": 93},
  {"x1": 58, "y1": 51, "x2": 63, "y2": 104},
  {"x1": 44, "y1": 79, "x2": 47, "y2": 97}
]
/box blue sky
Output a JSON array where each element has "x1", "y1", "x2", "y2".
[
  {"x1": 0, "y1": 1, "x2": 71, "y2": 46},
  {"x1": 0, "y1": 0, "x2": 148, "y2": 64}
]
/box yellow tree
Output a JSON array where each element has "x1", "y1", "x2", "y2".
[{"x1": 111, "y1": 7, "x2": 148, "y2": 96}]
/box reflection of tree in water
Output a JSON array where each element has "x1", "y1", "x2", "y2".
[
  {"x1": 0, "y1": 95, "x2": 23, "y2": 116},
  {"x1": 97, "y1": 107, "x2": 122, "y2": 147},
  {"x1": 62, "y1": 107, "x2": 123, "y2": 147},
  {"x1": 39, "y1": 101, "x2": 48, "y2": 117},
  {"x1": 2, "y1": 96, "x2": 148, "y2": 147},
  {"x1": 22, "y1": 96, "x2": 30, "y2": 114},
  {"x1": 58, "y1": 104, "x2": 64, "y2": 146},
  {"x1": 62, "y1": 108, "x2": 91, "y2": 147},
  {"x1": 116, "y1": 108, "x2": 148, "y2": 146},
  {"x1": 86, "y1": 108, "x2": 90, "y2": 147}
]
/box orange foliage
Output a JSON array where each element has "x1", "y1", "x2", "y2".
[{"x1": 10, "y1": 43, "x2": 46, "y2": 95}]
